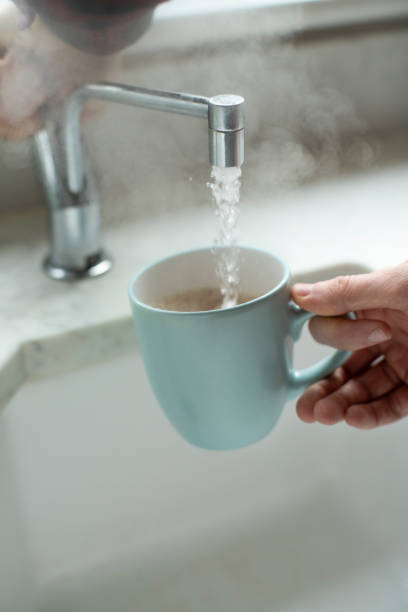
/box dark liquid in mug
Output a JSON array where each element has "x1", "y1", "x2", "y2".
[{"x1": 154, "y1": 288, "x2": 260, "y2": 312}]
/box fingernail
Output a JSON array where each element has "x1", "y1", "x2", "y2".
[
  {"x1": 368, "y1": 328, "x2": 390, "y2": 344},
  {"x1": 293, "y1": 283, "x2": 313, "y2": 298}
]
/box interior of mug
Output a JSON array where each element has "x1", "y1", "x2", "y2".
[{"x1": 132, "y1": 247, "x2": 289, "y2": 308}]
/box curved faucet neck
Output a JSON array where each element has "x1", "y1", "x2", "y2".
[{"x1": 63, "y1": 82, "x2": 244, "y2": 194}]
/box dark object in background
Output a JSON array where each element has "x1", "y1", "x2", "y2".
[{"x1": 22, "y1": 0, "x2": 168, "y2": 54}]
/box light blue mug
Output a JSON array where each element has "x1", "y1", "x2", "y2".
[{"x1": 128, "y1": 246, "x2": 350, "y2": 450}]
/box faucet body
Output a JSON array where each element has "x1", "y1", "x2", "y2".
[
  {"x1": 34, "y1": 127, "x2": 111, "y2": 280},
  {"x1": 33, "y1": 82, "x2": 245, "y2": 280}
]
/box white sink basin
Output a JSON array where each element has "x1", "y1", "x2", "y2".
[{"x1": 2, "y1": 262, "x2": 408, "y2": 612}]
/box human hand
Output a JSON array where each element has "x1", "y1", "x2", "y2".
[
  {"x1": 291, "y1": 263, "x2": 408, "y2": 429},
  {"x1": 0, "y1": 6, "x2": 120, "y2": 140}
]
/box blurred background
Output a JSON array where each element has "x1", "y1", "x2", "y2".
[{"x1": 0, "y1": 0, "x2": 407, "y2": 223}]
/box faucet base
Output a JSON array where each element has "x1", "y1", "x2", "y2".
[{"x1": 43, "y1": 251, "x2": 113, "y2": 281}]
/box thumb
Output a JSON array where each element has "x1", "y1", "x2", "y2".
[{"x1": 291, "y1": 264, "x2": 408, "y2": 316}]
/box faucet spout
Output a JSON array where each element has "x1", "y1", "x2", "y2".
[
  {"x1": 63, "y1": 83, "x2": 245, "y2": 194},
  {"x1": 208, "y1": 94, "x2": 245, "y2": 169},
  {"x1": 34, "y1": 82, "x2": 245, "y2": 281}
]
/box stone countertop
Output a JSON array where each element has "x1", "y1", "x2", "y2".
[{"x1": 1, "y1": 157, "x2": 408, "y2": 408}]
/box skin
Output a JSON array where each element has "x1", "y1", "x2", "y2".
[
  {"x1": 291, "y1": 262, "x2": 408, "y2": 429},
  {"x1": 2, "y1": 0, "x2": 168, "y2": 138},
  {"x1": 4, "y1": 3, "x2": 406, "y2": 431},
  {"x1": 0, "y1": 8, "x2": 121, "y2": 141}
]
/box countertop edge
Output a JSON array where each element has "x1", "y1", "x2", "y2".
[
  {"x1": 1, "y1": 261, "x2": 374, "y2": 410},
  {"x1": 1, "y1": 315, "x2": 138, "y2": 410}
]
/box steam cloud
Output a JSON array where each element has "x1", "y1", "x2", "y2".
[
  {"x1": 0, "y1": 0, "x2": 121, "y2": 167},
  {"x1": 94, "y1": 19, "x2": 380, "y2": 223},
  {"x1": 0, "y1": 2, "x2": 379, "y2": 192}
]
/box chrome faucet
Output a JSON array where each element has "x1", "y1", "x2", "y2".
[{"x1": 33, "y1": 83, "x2": 245, "y2": 281}]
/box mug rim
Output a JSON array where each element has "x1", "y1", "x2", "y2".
[{"x1": 128, "y1": 245, "x2": 290, "y2": 316}]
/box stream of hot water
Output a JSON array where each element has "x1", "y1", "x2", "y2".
[{"x1": 208, "y1": 165, "x2": 242, "y2": 308}]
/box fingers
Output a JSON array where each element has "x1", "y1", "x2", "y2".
[
  {"x1": 345, "y1": 385, "x2": 408, "y2": 428},
  {"x1": 291, "y1": 263, "x2": 408, "y2": 316},
  {"x1": 296, "y1": 366, "x2": 348, "y2": 423},
  {"x1": 296, "y1": 345, "x2": 404, "y2": 425},
  {"x1": 296, "y1": 346, "x2": 381, "y2": 423},
  {"x1": 313, "y1": 358, "x2": 401, "y2": 425},
  {"x1": 308, "y1": 315, "x2": 392, "y2": 351}
]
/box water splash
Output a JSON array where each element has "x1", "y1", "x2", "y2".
[{"x1": 208, "y1": 165, "x2": 242, "y2": 308}]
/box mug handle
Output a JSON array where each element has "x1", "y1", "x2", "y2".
[{"x1": 287, "y1": 300, "x2": 352, "y2": 400}]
